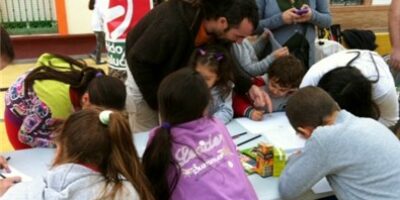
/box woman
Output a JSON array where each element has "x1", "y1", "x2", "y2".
[{"x1": 256, "y1": 0, "x2": 332, "y2": 68}]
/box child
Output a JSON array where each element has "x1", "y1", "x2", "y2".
[
  {"x1": 142, "y1": 68, "x2": 257, "y2": 200},
  {"x1": 233, "y1": 55, "x2": 305, "y2": 121},
  {"x1": 189, "y1": 45, "x2": 234, "y2": 124},
  {"x1": 280, "y1": 86, "x2": 400, "y2": 200},
  {"x1": 0, "y1": 26, "x2": 15, "y2": 70},
  {"x1": 231, "y1": 30, "x2": 289, "y2": 76},
  {"x1": 0, "y1": 108, "x2": 155, "y2": 200},
  {"x1": 301, "y1": 50, "x2": 398, "y2": 127},
  {"x1": 318, "y1": 67, "x2": 380, "y2": 120},
  {"x1": 4, "y1": 53, "x2": 127, "y2": 149}
]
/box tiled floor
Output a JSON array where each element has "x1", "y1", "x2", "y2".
[{"x1": 0, "y1": 58, "x2": 107, "y2": 153}]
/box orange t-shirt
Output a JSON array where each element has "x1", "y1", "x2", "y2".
[{"x1": 195, "y1": 22, "x2": 211, "y2": 47}]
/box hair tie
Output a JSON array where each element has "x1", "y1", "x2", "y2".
[
  {"x1": 198, "y1": 48, "x2": 206, "y2": 56},
  {"x1": 215, "y1": 52, "x2": 224, "y2": 61},
  {"x1": 99, "y1": 110, "x2": 113, "y2": 125},
  {"x1": 95, "y1": 72, "x2": 103, "y2": 77},
  {"x1": 161, "y1": 122, "x2": 171, "y2": 129}
]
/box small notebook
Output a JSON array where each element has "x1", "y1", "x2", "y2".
[{"x1": 1, "y1": 166, "x2": 33, "y2": 182}]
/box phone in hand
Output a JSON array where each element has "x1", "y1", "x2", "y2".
[{"x1": 295, "y1": 8, "x2": 308, "y2": 15}]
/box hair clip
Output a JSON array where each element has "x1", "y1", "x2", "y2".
[
  {"x1": 161, "y1": 122, "x2": 171, "y2": 129},
  {"x1": 198, "y1": 48, "x2": 206, "y2": 56},
  {"x1": 99, "y1": 110, "x2": 113, "y2": 125},
  {"x1": 95, "y1": 72, "x2": 103, "y2": 77},
  {"x1": 215, "y1": 53, "x2": 224, "y2": 61}
]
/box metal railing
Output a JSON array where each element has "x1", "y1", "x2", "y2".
[{"x1": 0, "y1": 0, "x2": 58, "y2": 35}]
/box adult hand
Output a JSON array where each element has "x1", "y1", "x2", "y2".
[
  {"x1": 0, "y1": 156, "x2": 10, "y2": 173},
  {"x1": 0, "y1": 177, "x2": 21, "y2": 197},
  {"x1": 295, "y1": 4, "x2": 313, "y2": 23},
  {"x1": 260, "y1": 28, "x2": 271, "y2": 40},
  {"x1": 248, "y1": 85, "x2": 273, "y2": 113},
  {"x1": 391, "y1": 48, "x2": 400, "y2": 70},
  {"x1": 282, "y1": 8, "x2": 300, "y2": 25},
  {"x1": 273, "y1": 47, "x2": 289, "y2": 59}
]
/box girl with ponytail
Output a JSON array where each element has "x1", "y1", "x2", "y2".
[
  {"x1": 142, "y1": 68, "x2": 257, "y2": 200},
  {"x1": 1, "y1": 107, "x2": 154, "y2": 200},
  {"x1": 4, "y1": 53, "x2": 127, "y2": 149}
]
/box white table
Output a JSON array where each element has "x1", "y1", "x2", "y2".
[{"x1": 2, "y1": 119, "x2": 333, "y2": 200}]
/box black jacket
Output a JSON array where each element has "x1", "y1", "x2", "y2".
[{"x1": 126, "y1": 0, "x2": 252, "y2": 110}]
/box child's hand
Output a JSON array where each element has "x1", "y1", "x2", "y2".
[
  {"x1": 0, "y1": 156, "x2": 10, "y2": 173},
  {"x1": 48, "y1": 118, "x2": 64, "y2": 132},
  {"x1": 273, "y1": 47, "x2": 289, "y2": 59},
  {"x1": 250, "y1": 109, "x2": 264, "y2": 121},
  {"x1": 261, "y1": 29, "x2": 271, "y2": 40},
  {"x1": 0, "y1": 177, "x2": 21, "y2": 196}
]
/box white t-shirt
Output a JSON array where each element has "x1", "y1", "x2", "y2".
[
  {"x1": 301, "y1": 50, "x2": 399, "y2": 127},
  {"x1": 91, "y1": 0, "x2": 106, "y2": 32}
]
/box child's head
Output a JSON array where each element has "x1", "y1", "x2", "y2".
[
  {"x1": 286, "y1": 86, "x2": 340, "y2": 138},
  {"x1": 267, "y1": 55, "x2": 305, "y2": 97},
  {"x1": 81, "y1": 76, "x2": 127, "y2": 110},
  {"x1": 341, "y1": 29, "x2": 377, "y2": 51},
  {"x1": 158, "y1": 67, "x2": 210, "y2": 126},
  {"x1": 142, "y1": 67, "x2": 210, "y2": 199},
  {"x1": 318, "y1": 67, "x2": 380, "y2": 120},
  {"x1": 25, "y1": 54, "x2": 126, "y2": 110},
  {"x1": 189, "y1": 45, "x2": 233, "y2": 94},
  {"x1": 1, "y1": 26, "x2": 15, "y2": 70},
  {"x1": 53, "y1": 107, "x2": 154, "y2": 200}
]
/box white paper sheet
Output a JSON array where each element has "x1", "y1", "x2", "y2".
[
  {"x1": 1, "y1": 166, "x2": 32, "y2": 182},
  {"x1": 312, "y1": 178, "x2": 333, "y2": 194},
  {"x1": 235, "y1": 112, "x2": 305, "y2": 152}
]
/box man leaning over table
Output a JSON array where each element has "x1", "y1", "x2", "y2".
[{"x1": 125, "y1": 0, "x2": 272, "y2": 133}]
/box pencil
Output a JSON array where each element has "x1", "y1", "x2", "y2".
[
  {"x1": 0, "y1": 173, "x2": 6, "y2": 179},
  {"x1": 237, "y1": 134, "x2": 262, "y2": 146},
  {"x1": 232, "y1": 132, "x2": 247, "y2": 139}
]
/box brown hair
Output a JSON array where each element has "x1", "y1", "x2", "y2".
[
  {"x1": 24, "y1": 53, "x2": 104, "y2": 98},
  {"x1": 88, "y1": 0, "x2": 95, "y2": 10},
  {"x1": 142, "y1": 68, "x2": 211, "y2": 200},
  {"x1": 318, "y1": 67, "x2": 380, "y2": 120},
  {"x1": 267, "y1": 55, "x2": 305, "y2": 88},
  {"x1": 53, "y1": 107, "x2": 154, "y2": 200},
  {"x1": 188, "y1": 44, "x2": 233, "y2": 98},
  {"x1": 286, "y1": 86, "x2": 340, "y2": 131},
  {"x1": 86, "y1": 76, "x2": 127, "y2": 110}
]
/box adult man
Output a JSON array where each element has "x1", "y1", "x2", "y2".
[
  {"x1": 390, "y1": 0, "x2": 400, "y2": 69},
  {"x1": 125, "y1": 0, "x2": 269, "y2": 132}
]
